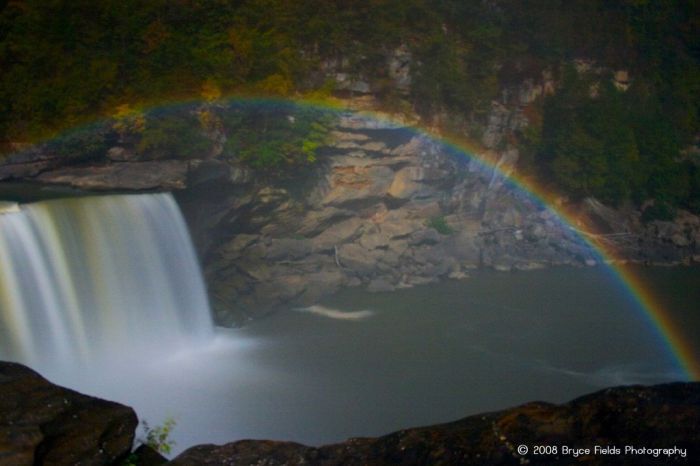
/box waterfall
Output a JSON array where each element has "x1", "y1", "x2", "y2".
[{"x1": 0, "y1": 193, "x2": 213, "y2": 368}]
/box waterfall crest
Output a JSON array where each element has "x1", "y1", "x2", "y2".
[{"x1": 0, "y1": 193, "x2": 213, "y2": 367}]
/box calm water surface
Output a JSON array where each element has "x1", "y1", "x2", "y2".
[{"x1": 45, "y1": 266, "x2": 699, "y2": 455}]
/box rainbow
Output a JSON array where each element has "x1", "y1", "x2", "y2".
[
  {"x1": 420, "y1": 129, "x2": 700, "y2": 381},
  {"x1": 5, "y1": 95, "x2": 699, "y2": 380}
]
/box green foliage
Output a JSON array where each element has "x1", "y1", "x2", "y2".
[
  {"x1": 2, "y1": 0, "x2": 697, "y2": 143},
  {"x1": 532, "y1": 67, "x2": 696, "y2": 209},
  {"x1": 642, "y1": 200, "x2": 677, "y2": 223},
  {"x1": 142, "y1": 417, "x2": 176, "y2": 456},
  {"x1": 122, "y1": 453, "x2": 138, "y2": 466},
  {"x1": 221, "y1": 104, "x2": 333, "y2": 169},
  {"x1": 426, "y1": 216, "x2": 454, "y2": 235},
  {"x1": 136, "y1": 111, "x2": 212, "y2": 159},
  {"x1": 121, "y1": 418, "x2": 177, "y2": 465},
  {"x1": 686, "y1": 162, "x2": 700, "y2": 214},
  {"x1": 0, "y1": 0, "x2": 698, "y2": 211},
  {"x1": 46, "y1": 126, "x2": 111, "y2": 161}
]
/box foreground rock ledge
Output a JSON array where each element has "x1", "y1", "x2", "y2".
[
  {"x1": 170, "y1": 382, "x2": 699, "y2": 465},
  {"x1": 0, "y1": 362, "x2": 137, "y2": 466},
  {"x1": 1, "y1": 361, "x2": 697, "y2": 465}
]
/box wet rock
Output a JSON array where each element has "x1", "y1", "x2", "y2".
[
  {"x1": 294, "y1": 270, "x2": 345, "y2": 305},
  {"x1": 0, "y1": 361, "x2": 137, "y2": 466},
  {"x1": 443, "y1": 230, "x2": 480, "y2": 265}
]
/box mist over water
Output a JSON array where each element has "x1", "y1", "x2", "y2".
[{"x1": 0, "y1": 194, "x2": 694, "y2": 456}]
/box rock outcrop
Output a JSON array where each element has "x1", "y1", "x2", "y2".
[
  {"x1": 0, "y1": 362, "x2": 137, "y2": 466},
  {"x1": 577, "y1": 198, "x2": 700, "y2": 264},
  {"x1": 177, "y1": 115, "x2": 600, "y2": 324},
  {"x1": 169, "y1": 382, "x2": 699, "y2": 465},
  {"x1": 35, "y1": 160, "x2": 190, "y2": 191},
  {"x1": 1, "y1": 111, "x2": 699, "y2": 325}
]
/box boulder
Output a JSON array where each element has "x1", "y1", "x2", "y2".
[
  {"x1": 295, "y1": 270, "x2": 345, "y2": 304},
  {"x1": 130, "y1": 444, "x2": 168, "y2": 465},
  {"x1": 310, "y1": 218, "x2": 365, "y2": 252},
  {"x1": 391, "y1": 137, "x2": 424, "y2": 157},
  {"x1": 266, "y1": 238, "x2": 312, "y2": 261},
  {"x1": 358, "y1": 230, "x2": 390, "y2": 250},
  {"x1": 337, "y1": 243, "x2": 379, "y2": 276},
  {"x1": 409, "y1": 229, "x2": 441, "y2": 246},
  {"x1": 322, "y1": 165, "x2": 394, "y2": 207},
  {"x1": 0, "y1": 361, "x2": 137, "y2": 466},
  {"x1": 378, "y1": 209, "x2": 423, "y2": 237},
  {"x1": 388, "y1": 167, "x2": 445, "y2": 200},
  {"x1": 217, "y1": 234, "x2": 259, "y2": 260},
  {"x1": 297, "y1": 208, "x2": 354, "y2": 237}
]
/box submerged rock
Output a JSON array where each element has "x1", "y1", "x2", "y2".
[{"x1": 0, "y1": 361, "x2": 137, "y2": 466}]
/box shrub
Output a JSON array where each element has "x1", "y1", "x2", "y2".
[
  {"x1": 142, "y1": 417, "x2": 176, "y2": 455},
  {"x1": 427, "y1": 216, "x2": 454, "y2": 235},
  {"x1": 641, "y1": 201, "x2": 676, "y2": 223}
]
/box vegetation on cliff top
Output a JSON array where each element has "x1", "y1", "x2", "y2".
[
  {"x1": 47, "y1": 101, "x2": 335, "y2": 172},
  {"x1": 524, "y1": 66, "x2": 700, "y2": 215},
  {"x1": 1, "y1": 0, "x2": 698, "y2": 210}
]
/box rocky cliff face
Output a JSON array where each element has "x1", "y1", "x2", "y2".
[
  {"x1": 1, "y1": 110, "x2": 699, "y2": 325},
  {"x1": 175, "y1": 114, "x2": 600, "y2": 325}
]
